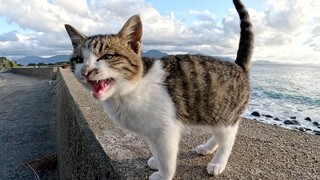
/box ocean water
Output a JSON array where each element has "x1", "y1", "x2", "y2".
[{"x1": 244, "y1": 64, "x2": 320, "y2": 133}]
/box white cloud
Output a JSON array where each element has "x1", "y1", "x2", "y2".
[{"x1": 0, "y1": 0, "x2": 319, "y2": 64}]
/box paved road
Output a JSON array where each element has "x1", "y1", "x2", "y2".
[{"x1": 0, "y1": 72, "x2": 57, "y2": 179}]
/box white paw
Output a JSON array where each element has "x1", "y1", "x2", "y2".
[
  {"x1": 195, "y1": 144, "x2": 214, "y2": 155},
  {"x1": 149, "y1": 171, "x2": 163, "y2": 180},
  {"x1": 206, "y1": 163, "x2": 226, "y2": 176},
  {"x1": 147, "y1": 157, "x2": 159, "y2": 170}
]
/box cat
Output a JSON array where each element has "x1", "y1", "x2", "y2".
[{"x1": 65, "y1": 0, "x2": 253, "y2": 179}]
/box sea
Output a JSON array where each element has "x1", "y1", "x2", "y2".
[{"x1": 243, "y1": 63, "x2": 320, "y2": 134}]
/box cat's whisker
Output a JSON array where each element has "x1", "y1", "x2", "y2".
[
  {"x1": 54, "y1": 82, "x2": 65, "y2": 96},
  {"x1": 43, "y1": 79, "x2": 61, "y2": 96},
  {"x1": 49, "y1": 79, "x2": 63, "y2": 95}
]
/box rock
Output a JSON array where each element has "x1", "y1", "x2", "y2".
[
  {"x1": 284, "y1": 120, "x2": 295, "y2": 125},
  {"x1": 305, "y1": 128, "x2": 312, "y2": 131},
  {"x1": 284, "y1": 120, "x2": 300, "y2": 125},
  {"x1": 313, "y1": 130, "x2": 320, "y2": 134},
  {"x1": 314, "y1": 130, "x2": 320, "y2": 136},
  {"x1": 290, "y1": 116, "x2": 296, "y2": 119},
  {"x1": 274, "y1": 118, "x2": 281, "y2": 121},
  {"x1": 263, "y1": 114, "x2": 273, "y2": 118},
  {"x1": 292, "y1": 120, "x2": 301, "y2": 126},
  {"x1": 304, "y1": 117, "x2": 312, "y2": 121},
  {"x1": 312, "y1": 121, "x2": 319, "y2": 126},
  {"x1": 298, "y1": 127, "x2": 306, "y2": 132},
  {"x1": 251, "y1": 111, "x2": 260, "y2": 117}
]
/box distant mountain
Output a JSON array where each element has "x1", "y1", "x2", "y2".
[
  {"x1": 16, "y1": 50, "x2": 168, "y2": 65},
  {"x1": 214, "y1": 56, "x2": 234, "y2": 62},
  {"x1": 17, "y1": 50, "x2": 263, "y2": 66},
  {"x1": 253, "y1": 60, "x2": 281, "y2": 65},
  {"x1": 17, "y1": 55, "x2": 70, "y2": 65},
  {"x1": 143, "y1": 50, "x2": 168, "y2": 58}
]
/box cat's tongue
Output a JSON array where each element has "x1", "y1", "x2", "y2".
[
  {"x1": 92, "y1": 80, "x2": 105, "y2": 97},
  {"x1": 91, "y1": 79, "x2": 113, "y2": 98},
  {"x1": 92, "y1": 80, "x2": 104, "y2": 93}
]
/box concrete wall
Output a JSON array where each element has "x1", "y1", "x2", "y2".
[
  {"x1": 11, "y1": 67, "x2": 58, "y2": 80},
  {"x1": 55, "y1": 69, "x2": 120, "y2": 179}
]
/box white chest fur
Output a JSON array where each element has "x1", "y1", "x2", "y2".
[{"x1": 102, "y1": 61, "x2": 179, "y2": 136}]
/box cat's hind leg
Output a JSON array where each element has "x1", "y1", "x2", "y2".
[
  {"x1": 206, "y1": 121, "x2": 239, "y2": 176},
  {"x1": 195, "y1": 136, "x2": 219, "y2": 155}
]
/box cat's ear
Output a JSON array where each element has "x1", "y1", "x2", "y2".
[
  {"x1": 65, "y1": 24, "x2": 86, "y2": 49},
  {"x1": 117, "y1": 15, "x2": 142, "y2": 54}
]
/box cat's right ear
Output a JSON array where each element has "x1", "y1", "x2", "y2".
[
  {"x1": 117, "y1": 15, "x2": 142, "y2": 54},
  {"x1": 65, "y1": 24, "x2": 86, "y2": 49}
]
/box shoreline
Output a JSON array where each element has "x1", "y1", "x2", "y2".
[{"x1": 244, "y1": 111, "x2": 320, "y2": 136}]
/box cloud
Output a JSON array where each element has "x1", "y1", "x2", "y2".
[
  {"x1": 0, "y1": 31, "x2": 18, "y2": 41},
  {"x1": 0, "y1": 0, "x2": 319, "y2": 64}
]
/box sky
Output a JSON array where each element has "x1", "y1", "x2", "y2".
[{"x1": 0, "y1": 0, "x2": 319, "y2": 64}]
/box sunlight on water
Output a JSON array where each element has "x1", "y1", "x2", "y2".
[{"x1": 245, "y1": 64, "x2": 320, "y2": 132}]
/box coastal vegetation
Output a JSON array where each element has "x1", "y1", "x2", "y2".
[{"x1": 0, "y1": 57, "x2": 20, "y2": 69}]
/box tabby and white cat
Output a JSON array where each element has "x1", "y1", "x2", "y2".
[{"x1": 65, "y1": 0, "x2": 253, "y2": 179}]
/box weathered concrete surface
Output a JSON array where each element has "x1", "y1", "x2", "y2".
[
  {"x1": 11, "y1": 67, "x2": 58, "y2": 80},
  {"x1": 0, "y1": 72, "x2": 57, "y2": 179},
  {"x1": 55, "y1": 69, "x2": 120, "y2": 179},
  {"x1": 56, "y1": 68, "x2": 319, "y2": 180}
]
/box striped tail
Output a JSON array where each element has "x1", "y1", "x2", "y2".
[{"x1": 233, "y1": 0, "x2": 254, "y2": 72}]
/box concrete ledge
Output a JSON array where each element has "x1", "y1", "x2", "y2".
[
  {"x1": 55, "y1": 68, "x2": 320, "y2": 179},
  {"x1": 12, "y1": 67, "x2": 58, "y2": 80},
  {"x1": 55, "y1": 69, "x2": 119, "y2": 179}
]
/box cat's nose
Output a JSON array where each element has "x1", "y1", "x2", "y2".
[{"x1": 81, "y1": 68, "x2": 93, "y2": 78}]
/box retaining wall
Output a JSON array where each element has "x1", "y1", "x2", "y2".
[
  {"x1": 55, "y1": 69, "x2": 120, "y2": 179},
  {"x1": 11, "y1": 67, "x2": 58, "y2": 79}
]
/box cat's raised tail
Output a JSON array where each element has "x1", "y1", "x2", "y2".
[{"x1": 233, "y1": 0, "x2": 254, "y2": 73}]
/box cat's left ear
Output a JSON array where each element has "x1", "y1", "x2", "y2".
[
  {"x1": 65, "y1": 24, "x2": 86, "y2": 49},
  {"x1": 117, "y1": 15, "x2": 142, "y2": 54}
]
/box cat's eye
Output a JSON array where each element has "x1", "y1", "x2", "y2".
[
  {"x1": 97, "y1": 54, "x2": 114, "y2": 61},
  {"x1": 71, "y1": 57, "x2": 84, "y2": 64}
]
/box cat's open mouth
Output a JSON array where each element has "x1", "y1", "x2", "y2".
[{"x1": 88, "y1": 78, "x2": 114, "y2": 98}]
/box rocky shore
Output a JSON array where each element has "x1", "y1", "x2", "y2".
[{"x1": 249, "y1": 111, "x2": 320, "y2": 135}]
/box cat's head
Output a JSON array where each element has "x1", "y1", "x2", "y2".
[{"x1": 65, "y1": 15, "x2": 143, "y2": 101}]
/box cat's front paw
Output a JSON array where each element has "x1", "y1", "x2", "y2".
[
  {"x1": 147, "y1": 157, "x2": 159, "y2": 170},
  {"x1": 195, "y1": 144, "x2": 215, "y2": 155},
  {"x1": 206, "y1": 163, "x2": 226, "y2": 176},
  {"x1": 149, "y1": 171, "x2": 163, "y2": 180}
]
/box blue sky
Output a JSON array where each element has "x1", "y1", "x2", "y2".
[
  {"x1": 0, "y1": 0, "x2": 319, "y2": 64},
  {"x1": 147, "y1": 0, "x2": 262, "y2": 23}
]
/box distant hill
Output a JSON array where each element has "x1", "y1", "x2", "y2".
[
  {"x1": 253, "y1": 60, "x2": 279, "y2": 65},
  {"x1": 17, "y1": 50, "x2": 274, "y2": 66},
  {"x1": 16, "y1": 50, "x2": 169, "y2": 65},
  {"x1": 143, "y1": 50, "x2": 168, "y2": 58},
  {"x1": 17, "y1": 55, "x2": 71, "y2": 65}
]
